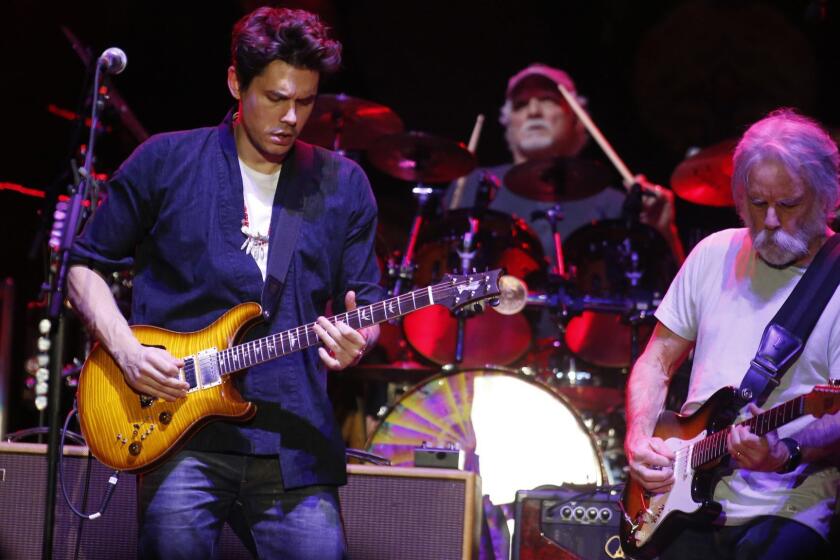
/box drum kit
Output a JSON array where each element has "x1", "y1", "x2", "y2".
[
  {"x1": 294, "y1": 92, "x2": 716, "y2": 507},
  {"x1": 294, "y1": 90, "x2": 748, "y2": 514}
]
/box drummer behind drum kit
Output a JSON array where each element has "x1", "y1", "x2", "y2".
[{"x1": 295, "y1": 90, "x2": 737, "y2": 543}]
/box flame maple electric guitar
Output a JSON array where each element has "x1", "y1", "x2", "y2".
[
  {"x1": 77, "y1": 270, "x2": 503, "y2": 473},
  {"x1": 620, "y1": 384, "x2": 840, "y2": 559}
]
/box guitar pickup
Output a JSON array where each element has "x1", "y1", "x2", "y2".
[{"x1": 181, "y1": 348, "x2": 220, "y2": 391}]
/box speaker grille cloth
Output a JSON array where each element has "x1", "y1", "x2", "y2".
[{"x1": 340, "y1": 473, "x2": 466, "y2": 560}]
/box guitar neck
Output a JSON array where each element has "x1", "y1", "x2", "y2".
[
  {"x1": 215, "y1": 284, "x2": 444, "y2": 375},
  {"x1": 690, "y1": 394, "x2": 807, "y2": 469}
]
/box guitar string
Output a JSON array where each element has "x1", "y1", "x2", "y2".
[{"x1": 215, "y1": 279, "x2": 493, "y2": 373}]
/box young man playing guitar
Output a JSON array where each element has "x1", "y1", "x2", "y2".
[
  {"x1": 67, "y1": 7, "x2": 380, "y2": 559},
  {"x1": 625, "y1": 110, "x2": 840, "y2": 559}
]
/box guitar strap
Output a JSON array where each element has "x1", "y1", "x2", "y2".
[
  {"x1": 739, "y1": 232, "x2": 840, "y2": 408},
  {"x1": 261, "y1": 142, "x2": 315, "y2": 322}
]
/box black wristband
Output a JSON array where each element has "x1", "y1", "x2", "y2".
[{"x1": 777, "y1": 437, "x2": 802, "y2": 473}]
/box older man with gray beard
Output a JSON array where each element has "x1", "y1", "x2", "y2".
[
  {"x1": 444, "y1": 63, "x2": 683, "y2": 268},
  {"x1": 625, "y1": 108, "x2": 840, "y2": 559}
]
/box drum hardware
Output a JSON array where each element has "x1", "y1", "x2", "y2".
[
  {"x1": 531, "y1": 205, "x2": 568, "y2": 278},
  {"x1": 390, "y1": 185, "x2": 436, "y2": 297},
  {"x1": 298, "y1": 93, "x2": 404, "y2": 152}
]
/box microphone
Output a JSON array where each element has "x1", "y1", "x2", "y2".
[{"x1": 98, "y1": 47, "x2": 127, "y2": 75}]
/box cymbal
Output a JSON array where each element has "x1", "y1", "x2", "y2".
[
  {"x1": 344, "y1": 361, "x2": 437, "y2": 384},
  {"x1": 367, "y1": 131, "x2": 476, "y2": 183},
  {"x1": 299, "y1": 94, "x2": 404, "y2": 151},
  {"x1": 503, "y1": 157, "x2": 614, "y2": 202},
  {"x1": 670, "y1": 139, "x2": 737, "y2": 207}
]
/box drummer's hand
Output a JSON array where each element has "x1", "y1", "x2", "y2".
[
  {"x1": 626, "y1": 434, "x2": 676, "y2": 493},
  {"x1": 635, "y1": 175, "x2": 676, "y2": 234},
  {"x1": 314, "y1": 291, "x2": 379, "y2": 371}
]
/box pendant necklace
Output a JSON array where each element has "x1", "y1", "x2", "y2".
[{"x1": 241, "y1": 205, "x2": 269, "y2": 262}]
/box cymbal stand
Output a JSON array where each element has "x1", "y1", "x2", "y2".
[
  {"x1": 391, "y1": 185, "x2": 434, "y2": 297},
  {"x1": 531, "y1": 205, "x2": 566, "y2": 278},
  {"x1": 620, "y1": 237, "x2": 647, "y2": 366},
  {"x1": 453, "y1": 215, "x2": 480, "y2": 364}
]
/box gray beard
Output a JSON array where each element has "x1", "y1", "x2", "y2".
[
  {"x1": 518, "y1": 131, "x2": 554, "y2": 152},
  {"x1": 751, "y1": 228, "x2": 811, "y2": 267}
]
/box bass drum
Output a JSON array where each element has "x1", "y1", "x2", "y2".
[
  {"x1": 367, "y1": 367, "x2": 605, "y2": 507},
  {"x1": 403, "y1": 209, "x2": 546, "y2": 367}
]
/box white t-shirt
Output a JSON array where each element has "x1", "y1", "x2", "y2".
[
  {"x1": 239, "y1": 159, "x2": 280, "y2": 280},
  {"x1": 655, "y1": 228, "x2": 840, "y2": 538}
]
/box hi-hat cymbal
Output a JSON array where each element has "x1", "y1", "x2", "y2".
[
  {"x1": 670, "y1": 139, "x2": 737, "y2": 207},
  {"x1": 299, "y1": 94, "x2": 404, "y2": 151},
  {"x1": 503, "y1": 157, "x2": 614, "y2": 202},
  {"x1": 367, "y1": 131, "x2": 476, "y2": 183}
]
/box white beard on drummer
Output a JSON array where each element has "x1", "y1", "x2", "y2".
[{"x1": 516, "y1": 118, "x2": 556, "y2": 152}]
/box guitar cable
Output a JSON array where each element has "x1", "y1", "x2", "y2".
[{"x1": 58, "y1": 402, "x2": 121, "y2": 520}]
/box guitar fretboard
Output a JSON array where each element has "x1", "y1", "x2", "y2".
[
  {"x1": 212, "y1": 277, "x2": 488, "y2": 375},
  {"x1": 690, "y1": 395, "x2": 805, "y2": 468}
]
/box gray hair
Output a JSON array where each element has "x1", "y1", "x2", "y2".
[{"x1": 732, "y1": 108, "x2": 839, "y2": 221}]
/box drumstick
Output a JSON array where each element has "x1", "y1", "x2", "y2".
[
  {"x1": 556, "y1": 84, "x2": 636, "y2": 189},
  {"x1": 449, "y1": 114, "x2": 485, "y2": 209}
]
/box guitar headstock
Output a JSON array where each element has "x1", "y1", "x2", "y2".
[
  {"x1": 803, "y1": 384, "x2": 840, "y2": 418},
  {"x1": 434, "y1": 269, "x2": 503, "y2": 312}
]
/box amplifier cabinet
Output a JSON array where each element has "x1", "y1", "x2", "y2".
[
  {"x1": 0, "y1": 442, "x2": 140, "y2": 560},
  {"x1": 0, "y1": 443, "x2": 480, "y2": 560},
  {"x1": 341, "y1": 464, "x2": 480, "y2": 560},
  {"x1": 512, "y1": 486, "x2": 624, "y2": 560}
]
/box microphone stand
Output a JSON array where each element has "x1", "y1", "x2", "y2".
[{"x1": 41, "y1": 58, "x2": 109, "y2": 560}]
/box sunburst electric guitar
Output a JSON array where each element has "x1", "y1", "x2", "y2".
[
  {"x1": 77, "y1": 270, "x2": 503, "y2": 473},
  {"x1": 620, "y1": 384, "x2": 840, "y2": 559}
]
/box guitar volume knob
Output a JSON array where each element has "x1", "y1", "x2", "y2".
[
  {"x1": 159, "y1": 411, "x2": 172, "y2": 425},
  {"x1": 128, "y1": 442, "x2": 142, "y2": 456}
]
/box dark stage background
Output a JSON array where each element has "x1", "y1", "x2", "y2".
[{"x1": 1, "y1": 0, "x2": 839, "y2": 432}]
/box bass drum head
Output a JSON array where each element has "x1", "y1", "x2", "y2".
[{"x1": 367, "y1": 367, "x2": 604, "y2": 506}]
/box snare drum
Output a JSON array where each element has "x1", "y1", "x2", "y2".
[{"x1": 367, "y1": 367, "x2": 605, "y2": 506}]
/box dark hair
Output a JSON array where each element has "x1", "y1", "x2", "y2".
[{"x1": 231, "y1": 7, "x2": 341, "y2": 90}]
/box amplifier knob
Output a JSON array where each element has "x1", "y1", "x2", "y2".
[
  {"x1": 587, "y1": 508, "x2": 598, "y2": 520},
  {"x1": 560, "y1": 506, "x2": 572, "y2": 519},
  {"x1": 600, "y1": 508, "x2": 613, "y2": 522},
  {"x1": 574, "y1": 507, "x2": 585, "y2": 520}
]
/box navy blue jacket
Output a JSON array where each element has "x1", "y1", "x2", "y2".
[{"x1": 70, "y1": 112, "x2": 384, "y2": 488}]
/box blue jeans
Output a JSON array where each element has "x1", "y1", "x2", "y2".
[
  {"x1": 138, "y1": 450, "x2": 345, "y2": 560},
  {"x1": 658, "y1": 515, "x2": 829, "y2": 560}
]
